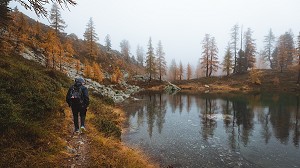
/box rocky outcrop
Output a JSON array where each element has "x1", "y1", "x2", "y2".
[
  {"x1": 21, "y1": 48, "x2": 142, "y2": 103},
  {"x1": 164, "y1": 82, "x2": 181, "y2": 94}
]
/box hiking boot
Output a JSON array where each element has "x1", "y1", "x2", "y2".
[
  {"x1": 74, "y1": 129, "x2": 80, "y2": 134},
  {"x1": 80, "y1": 126, "x2": 86, "y2": 133}
]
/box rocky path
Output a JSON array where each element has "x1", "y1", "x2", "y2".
[{"x1": 63, "y1": 109, "x2": 90, "y2": 168}]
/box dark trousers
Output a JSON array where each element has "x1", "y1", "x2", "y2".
[{"x1": 71, "y1": 105, "x2": 87, "y2": 131}]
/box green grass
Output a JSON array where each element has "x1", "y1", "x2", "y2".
[{"x1": 0, "y1": 54, "x2": 72, "y2": 167}]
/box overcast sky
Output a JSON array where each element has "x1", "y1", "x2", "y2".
[{"x1": 10, "y1": 0, "x2": 300, "y2": 68}]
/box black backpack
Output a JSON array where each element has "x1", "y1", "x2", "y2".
[{"x1": 70, "y1": 85, "x2": 83, "y2": 104}]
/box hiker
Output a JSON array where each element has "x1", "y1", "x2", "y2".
[{"x1": 66, "y1": 77, "x2": 89, "y2": 133}]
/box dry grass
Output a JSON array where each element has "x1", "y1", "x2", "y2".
[
  {"x1": 87, "y1": 125, "x2": 157, "y2": 168},
  {"x1": 172, "y1": 69, "x2": 300, "y2": 93}
]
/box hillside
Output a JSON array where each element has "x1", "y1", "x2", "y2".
[
  {"x1": 4, "y1": 10, "x2": 145, "y2": 82},
  {"x1": 0, "y1": 54, "x2": 155, "y2": 167}
]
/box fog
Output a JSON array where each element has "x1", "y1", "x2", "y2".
[{"x1": 10, "y1": 0, "x2": 300, "y2": 68}]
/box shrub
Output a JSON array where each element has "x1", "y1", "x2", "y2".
[{"x1": 249, "y1": 69, "x2": 263, "y2": 85}]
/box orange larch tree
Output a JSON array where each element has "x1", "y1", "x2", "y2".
[
  {"x1": 74, "y1": 59, "x2": 81, "y2": 74},
  {"x1": 42, "y1": 29, "x2": 60, "y2": 68},
  {"x1": 83, "y1": 61, "x2": 93, "y2": 78},
  {"x1": 111, "y1": 66, "x2": 123, "y2": 83},
  {"x1": 92, "y1": 62, "x2": 104, "y2": 82}
]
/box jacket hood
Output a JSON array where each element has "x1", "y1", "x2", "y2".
[{"x1": 74, "y1": 82, "x2": 83, "y2": 87}]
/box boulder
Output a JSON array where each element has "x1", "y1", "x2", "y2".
[{"x1": 165, "y1": 82, "x2": 181, "y2": 94}]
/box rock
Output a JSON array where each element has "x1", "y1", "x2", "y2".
[
  {"x1": 78, "y1": 141, "x2": 84, "y2": 145},
  {"x1": 204, "y1": 84, "x2": 210, "y2": 88},
  {"x1": 165, "y1": 82, "x2": 181, "y2": 94},
  {"x1": 66, "y1": 146, "x2": 76, "y2": 154},
  {"x1": 113, "y1": 95, "x2": 124, "y2": 103}
]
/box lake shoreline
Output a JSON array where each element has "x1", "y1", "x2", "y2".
[{"x1": 131, "y1": 69, "x2": 300, "y2": 94}]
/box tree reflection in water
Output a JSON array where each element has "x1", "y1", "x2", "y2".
[
  {"x1": 124, "y1": 92, "x2": 300, "y2": 148},
  {"x1": 123, "y1": 92, "x2": 300, "y2": 167}
]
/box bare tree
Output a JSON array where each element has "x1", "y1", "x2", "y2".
[{"x1": 17, "y1": 0, "x2": 76, "y2": 17}]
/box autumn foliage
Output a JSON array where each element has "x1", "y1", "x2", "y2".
[{"x1": 111, "y1": 67, "x2": 123, "y2": 83}]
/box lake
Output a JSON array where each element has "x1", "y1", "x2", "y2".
[{"x1": 122, "y1": 92, "x2": 300, "y2": 168}]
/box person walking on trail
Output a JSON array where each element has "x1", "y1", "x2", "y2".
[{"x1": 66, "y1": 77, "x2": 89, "y2": 133}]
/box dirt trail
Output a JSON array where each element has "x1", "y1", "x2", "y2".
[{"x1": 63, "y1": 109, "x2": 90, "y2": 168}]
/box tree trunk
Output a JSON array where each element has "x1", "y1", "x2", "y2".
[
  {"x1": 297, "y1": 69, "x2": 300, "y2": 84},
  {"x1": 298, "y1": 56, "x2": 300, "y2": 84}
]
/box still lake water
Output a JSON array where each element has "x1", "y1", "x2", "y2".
[{"x1": 122, "y1": 92, "x2": 300, "y2": 168}]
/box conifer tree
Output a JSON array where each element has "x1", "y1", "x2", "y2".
[
  {"x1": 105, "y1": 34, "x2": 111, "y2": 51},
  {"x1": 200, "y1": 34, "x2": 218, "y2": 77},
  {"x1": 50, "y1": 3, "x2": 66, "y2": 34},
  {"x1": 84, "y1": 61, "x2": 92, "y2": 78},
  {"x1": 277, "y1": 32, "x2": 295, "y2": 72},
  {"x1": 209, "y1": 37, "x2": 219, "y2": 76},
  {"x1": 297, "y1": 32, "x2": 300, "y2": 84},
  {"x1": 156, "y1": 40, "x2": 167, "y2": 81},
  {"x1": 230, "y1": 24, "x2": 239, "y2": 73},
  {"x1": 200, "y1": 34, "x2": 210, "y2": 77},
  {"x1": 0, "y1": 0, "x2": 11, "y2": 32},
  {"x1": 136, "y1": 45, "x2": 144, "y2": 66},
  {"x1": 187, "y1": 63, "x2": 192, "y2": 80},
  {"x1": 244, "y1": 28, "x2": 256, "y2": 69},
  {"x1": 237, "y1": 49, "x2": 246, "y2": 73},
  {"x1": 29, "y1": 20, "x2": 43, "y2": 48},
  {"x1": 222, "y1": 43, "x2": 233, "y2": 76},
  {"x1": 43, "y1": 29, "x2": 60, "y2": 68},
  {"x1": 83, "y1": 17, "x2": 99, "y2": 57},
  {"x1": 263, "y1": 29, "x2": 276, "y2": 68},
  {"x1": 169, "y1": 59, "x2": 177, "y2": 81},
  {"x1": 75, "y1": 59, "x2": 81, "y2": 74},
  {"x1": 111, "y1": 66, "x2": 123, "y2": 83},
  {"x1": 64, "y1": 38, "x2": 75, "y2": 57},
  {"x1": 14, "y1": 12, "x2": 29, "y2": 53},
  {"x1": 179, "y1": 61, "x2": 184, "y2": 80},
  {"x1": 92, "y1": 62, "x2": 104, "y2": 82},
  {"x1": 120, "y1": 39, "x2": 130, "y2": 61},
  {"x1": 145, "y1": 37, "x2": 156, "y2": 81}
]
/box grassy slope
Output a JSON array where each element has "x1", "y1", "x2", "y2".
[{"x1": 0, "y1": 54, "x2": 155, "y2": 167}]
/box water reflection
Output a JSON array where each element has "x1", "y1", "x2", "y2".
[{"x1": 123, "y1": 93, "x2": 300, "y2": 167}]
